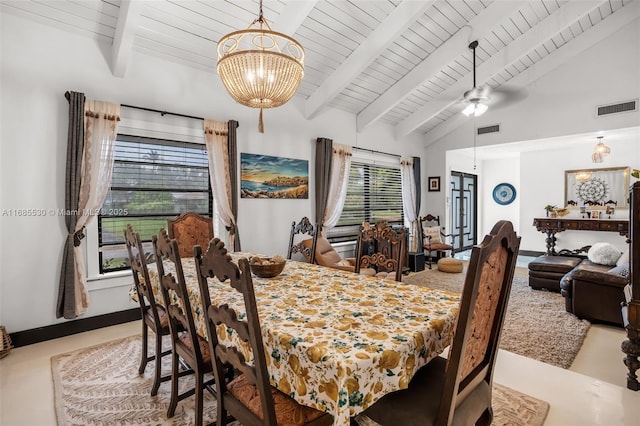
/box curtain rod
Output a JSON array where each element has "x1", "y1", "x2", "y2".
[
  {"x1": 121, "y1": 103, "x2": 204, "y2": 121},
  {"x1": 64, "y1": 92, "x2": 205, "y2": 121},
  {"x1": 353, "y1": 146, "x2": 400, "y2": 158}
]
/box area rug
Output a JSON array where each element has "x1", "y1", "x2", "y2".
[
  {"x1": 52, "y1": 335, "x2": 549, "y2": 426},
  {"x1": 404, "y1": 265, "x2": 591, "y2": 369}
]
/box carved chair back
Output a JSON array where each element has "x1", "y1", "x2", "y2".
[
  {"x1": 124, "y1": 224, "x2": 172, "y2": 395},
  {"x1": 153, "y1": 228, "x2": 214, "y2": 425},
  {"x1": 194, "y1": 238, "x2": 332, "y2": 425},
  {"x1": 167, "y1": 212, "x2": 214, "y2": 258},
  {"x1": 287, "y1": 216, "x2": 318, "y2": 263},
  {"x1": 354, "y1": 221, "x2": 406, "y2": 282},
  {"x1": 438, "y1": 220, "x2": 520, "y2": 423}
]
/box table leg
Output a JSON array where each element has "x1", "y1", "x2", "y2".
[{"x1": 545, "y1": 231, "x2": 557, "y2": 255}]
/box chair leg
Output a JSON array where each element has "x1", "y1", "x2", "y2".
[
  {"x1": 139, "y1": 322, "x2": 148, "y2": 375},
  {"x1": 195, "y1": 370, "x2": 204, "y2": 426},
  {"x1": 167, "y1": 350, "x2": 179, "y2": 418},
  {"x1": 150, "y1": 331, "x2": 163, "y2": 396},
  {"x1": 477, "y1": 407, "x2": 493, "y2": 426}
]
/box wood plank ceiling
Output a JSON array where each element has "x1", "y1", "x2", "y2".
[{"x1": 3, "y1": 0, "x2": 638, "y2": 140}]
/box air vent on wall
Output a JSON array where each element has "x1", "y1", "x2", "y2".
[
  {"x1": 477, "y1": 124, "x2": 500, "y2": 135},
  {"x1": 596, "y1": 100, "x2": 637, "y2": 116}
]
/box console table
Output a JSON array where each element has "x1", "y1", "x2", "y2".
[{"x1": 533, "y1": 217, "x2": 629, "y2": 255}]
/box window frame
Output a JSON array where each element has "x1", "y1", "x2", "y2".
[
  {"x1": 97, "y1": 134, "x2": 213, "y2": 274},
  {"x1": 327, "y1": 152, "x2": 404, "y2": 243},
  {"x1": 85, "y1": 111, "x2": 216, "y2": 283}
]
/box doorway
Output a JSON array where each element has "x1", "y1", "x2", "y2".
[{"x1": 450, "y1": 171, "x2": 477, "y2": 253}]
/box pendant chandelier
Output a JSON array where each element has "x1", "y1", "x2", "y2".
[
  {"x1": 217, "y1": 0, "x2": 304, "y2": 133},
  {"x1": 592, "y1": 136, "x2": 611, "y2": 163}
]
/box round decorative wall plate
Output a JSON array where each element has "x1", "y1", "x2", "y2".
[{"x1": 492, "y1": 183, "x2": 516, "y2": 205}]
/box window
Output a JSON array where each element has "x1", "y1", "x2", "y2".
[
  {"x1": 327, "y1": 158, "x2": 403, "y2": 242},
  {"x1": 98, "y1": 135, "x2": 212, "y2": 273}
]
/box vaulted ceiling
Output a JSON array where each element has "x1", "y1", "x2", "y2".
[{"x1": 3, "y1": 0, "x2": 638, "y2": 140}]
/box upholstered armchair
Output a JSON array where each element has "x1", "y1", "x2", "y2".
[{"x1": 302, "y1": 236, "x2": 358, "y2": 272}]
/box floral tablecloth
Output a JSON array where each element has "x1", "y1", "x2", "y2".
[{"x1": 137, "y1": 253, "x2": 460, "y2": 425}]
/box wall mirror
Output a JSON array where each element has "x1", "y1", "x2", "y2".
[{"x1": 565, "y1": 166, "x2": 630, "y2": 209}]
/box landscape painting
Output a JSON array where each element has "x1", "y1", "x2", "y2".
[{"x1": 240, "y1": 153, "x2": 309, "y2": 199}]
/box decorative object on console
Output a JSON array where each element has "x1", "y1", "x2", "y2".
[
  {"x1": 587, "y1": 242, "x2": 623, "y2": 266},
  {"x1": 544, "y1": 204, "x2": 558, "y2": 218},
  {"x1": 492, "y1": 182, "x2": 517, "y2": 205},
  {"x1": 590, "y1": 210, "x2": 601, "y2": 219},
  {"x1": 428, "y1": 176, "x2": 440, "y2": 192},
  {"x1": 216, "y1": 0, "x2": 304, "y2": 133},
  {"x1": 565, "y1": 167, "x2": 629, "y2": 209},
  {"x1": 592, "y1": 136, "x2": 611, "y2": 163}
]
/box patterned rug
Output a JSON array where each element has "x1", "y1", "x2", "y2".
[
  {"x1": 52, "y1": 335, "x2": 549, "y2": 426},
  {"x1": 404, "y1": 265, "x2": 591, "y2": 369}
]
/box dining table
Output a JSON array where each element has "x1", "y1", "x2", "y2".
[{"x1": 136, "y1": 253, "x2": 460, "y2": 426}]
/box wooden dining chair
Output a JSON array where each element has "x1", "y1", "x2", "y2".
[
  {"x1": 194, "y1": 237, "x2": 333, "y2": 426},
  {"x1": 167, "y1": 211, "x2": 214, "y2": 258},
  {"x1": 153, "y1": 228, "x2": 215, "y2": 426},
  {"x1": 287, "y1": 216, "x2": 318, "y2": 263},
  {"x1": 359, "y1": 220, "x2": 521, "y2": 426},
  {"x1": 124, "y1": 224, "x2": 172, "y2": 396},
  {"x1": 420, "y1": 214, "x2": 453, "y2": 269},
  {"x1": 354, "y1": 221, "x2": 406, "y2": 282}
]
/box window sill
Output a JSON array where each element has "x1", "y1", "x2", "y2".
[{"x1": 87, "y1": 271, "x2": 132, "y2": 291}]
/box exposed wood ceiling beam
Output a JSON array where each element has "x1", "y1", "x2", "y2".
[
  {"x1": 422, "y1": 0, "x2": 640, "y2": 145},
  {"x1": 395, "y1": 0, "x2": 606, "y2": 139},
  {"x1": 111, "y1": 0, "x2": 142, "y2": 77},
  {"x1": 356, "y1": 1, "x2": 524, "y2": 132},
  {"x1": 304, "y1": 0, "x2": 434, "y2": 120},
  {"x1": 273, "y1": 0, "x2": 318, "y2": 36}
]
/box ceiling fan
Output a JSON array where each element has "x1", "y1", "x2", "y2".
[
  {"x1": 461, "y1": 40, "x2": 528, "y2": 117},
  {"x1": 461, "y1": 40, "x2": 490, "y2": 117}
]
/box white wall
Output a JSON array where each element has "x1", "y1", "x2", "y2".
[
  {"x1": 0, "y1": 13, "x2": 422, "y2": 333},
  {"x1": 424, "y1": 19, "x2": 640, "y2": 251}
]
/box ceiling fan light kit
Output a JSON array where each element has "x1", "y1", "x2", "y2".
[{"x1": 461, "y1": 40, "x2": 490, "y2": 118}]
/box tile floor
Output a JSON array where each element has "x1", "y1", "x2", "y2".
[{"x1": 1, "y1": 253, "x2": 639, "y2": 425}]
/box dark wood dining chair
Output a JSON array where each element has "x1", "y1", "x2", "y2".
[
  {"x1": 167, "y1": 211, "x2": 214, "y2": 258},
  {"x1": 153, "y1": 228, "x2": 215, "y2": 426},
  {"x1": 359, "y1": 220, "x2": 521, "y2": 425},
  {"x1": 287, "y1": 216, "x2": 318, "y2": 263},
  {"x1": 354, "y1": 221, "x2": 406, "y2": 281},
  {"x1": 194, "y1": 237, "x2": 333, "y2": 426},
  {"x1": 124, "y1": 224, "x2": 172, "y2": 396},
  {"x1": 420, "y1": 214, "x2": 453, "y2": 269}
]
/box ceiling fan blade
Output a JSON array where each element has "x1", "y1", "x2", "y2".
[{"x1": 489, "y1": 85, "x2": 529, "y2": 109}]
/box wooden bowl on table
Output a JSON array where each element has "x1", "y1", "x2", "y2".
[{"x1": 249, "y1": 255, "x2": 286, "y2": 278}]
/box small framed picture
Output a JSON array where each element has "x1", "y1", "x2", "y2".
[
  {"x1": 605, "y1": 206, "x2": 615, "y2": 217},
  {"x1": 590, "y1": 210, "x2": 601, "y2": 219},
  {"x1": 428, "y1": 176, "x2": 441, "y2": 192}
]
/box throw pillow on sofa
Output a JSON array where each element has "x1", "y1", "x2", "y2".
[
  {"x1": 617, "y1": 247, "x2": 630, "y2": 267},
  {"x1": 587, "y1": 242, "x2": 622, "y2": 266},
  {"x1": 608, "y1": 263, "x2": 630, "y2": 278}
]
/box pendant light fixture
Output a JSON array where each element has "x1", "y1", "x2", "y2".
[
  {"x1": 461, "y1": 41, "x2": 490, "y2": 117},
  {"x1": 592, "y1": 136, "x2": 611, "y2": 163},
  {"x1": 217, "y1": 0, "x2": 304, "y2": 133}
]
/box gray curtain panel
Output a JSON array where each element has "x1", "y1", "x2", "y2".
[
  {"x1": 227, "y1": 120, "x2": 241, "y2": 251},
  {"x1": 315, "y1": 137, "x2": 333, "y2": 229},
  {"x1": 57, "y1": 91, "x2": 85, "y2": 319},
  {"x1": 413, "y1": 156, "x2": 422, "y2": 243}
]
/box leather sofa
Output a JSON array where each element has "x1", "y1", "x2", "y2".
[
  {"x1": 560, "y1": 260, "x2": 629, "y2": 326},
  {"x1": 528, "y1": 255, "x2": 583, "y2": 291}
]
